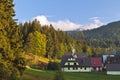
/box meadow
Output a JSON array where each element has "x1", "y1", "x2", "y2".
[{"x1": 21, "y1": 68, "x2": 120, "y2": 80}]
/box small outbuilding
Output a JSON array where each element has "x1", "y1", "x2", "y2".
[
  {"x1": 90, "y1": 57, "x2": 102, "y2": 71},
  {"x1": 106, "y1": 64, "x2": 120, "y2": 75}
]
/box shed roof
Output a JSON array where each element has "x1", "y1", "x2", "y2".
[
  {"x1": 107, "y1": 64, "x2": 120, "y2": 71},
  {"x1": 107, "y1": 56, "x2": 120, "y2": 64}
]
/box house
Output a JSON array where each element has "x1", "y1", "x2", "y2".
[
  {"x1": 39, "y1": 62, "x2": 47, "y2": 70},
  {"x1": 91, "y1": 57, "x2": 102, "y2": 71},
  {"x1": 77, "y1": 57, "x2": 91, "y2": 72},
  {"x1": 61, "y1": 53, "x2": 91, "y2": 72},
  {"x1": 102, "y1": 55, "x2": 115, "y2": 64},
  {"x1": 102, "y1": 55, "x2": 115, "y2": 71},
  {"x1": 106, "y1": 56, "x2": 120, "y2": 75},
  {"x1": 107, "y1": 56, "x2": 120, "y2": 64},
  {"x1": 38, "y1": 57, "x2": 49, "y2": 70},
  {"x1": 106, "y1": 64, "x2": 120, "y2": 75},
  {"x1": 61, "y1": 53, "x2": 80, "y2": 72}
]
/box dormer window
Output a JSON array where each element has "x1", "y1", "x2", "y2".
[
  {"x1": 74, "y1": 63, "x2": 76, "y2": 66},
  {"x1": 68, "y1": 63, "x2": 70, "y2": 65},
  {"x1": 68, "y1": 58, "x2": 70, "y2": 61},
  {"x1": 65, "y1": 62, "x2": 68, "y2": 65},
  {"x1": 68, "y1": 58, "x2": 75, "y2": 61}
]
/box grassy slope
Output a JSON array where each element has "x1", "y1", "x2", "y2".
[
  {"x1": 21, "y1": 68, "x2": 55, "y2": 80},
  {"x1": 22, "y1": 69, "x2": 120, "y2": 80},
  {"x1": 25, "y1": 54, "x2": 60, "y2": 65}
]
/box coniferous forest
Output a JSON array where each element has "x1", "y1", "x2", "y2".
[{"x1": 1, "y1": 0, "x2": 120, "y2": 80}]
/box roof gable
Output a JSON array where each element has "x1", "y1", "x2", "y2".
[
  {"x1": 61, "y1": 53, "x2": 90, "y2": 67},
  {"x1": 107, "y1": 56, "x2": 120, "y2": 64}
]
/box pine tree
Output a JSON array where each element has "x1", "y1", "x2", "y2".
[{"x1": 0, "y1": 0, "x2": 26, "y2": 80}]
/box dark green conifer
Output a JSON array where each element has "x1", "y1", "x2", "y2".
[{"x1": 0, "y1": 0, "x2": 26, "y2": 80}]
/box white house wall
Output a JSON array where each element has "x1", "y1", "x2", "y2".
[
  {"x1": 62, "y1": 67, "x2": 79, "y2": 72},
  {"x1": 107, "y1": 71, "x2": 120, "y2": 75},
  {"x1": 62, "y1": 67, "x2": 91, "y2": 72},
  {"x1": 79, "y1": 67, "x2": 91, "y2": 72}
]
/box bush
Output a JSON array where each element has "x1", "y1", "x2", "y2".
[
  {"x1": 47, "y1": 62, "x2": 60, "y2": 70},
  {"x1": 54, "y1": 71, "x2": 65, "y2": 80},
  {"x1": 30, "y1": 64, "x2": 39, "y2": 69}
]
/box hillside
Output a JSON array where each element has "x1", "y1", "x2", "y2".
[
  {"x1": 84, "y1": 21, "x2": 120, "y2": 39},
  {"x1": 71, "y1": 21, "x2": 120, "y2": 54},
  {"x1": 71, "y1": 21, "x2": 120, "y2": 39}
]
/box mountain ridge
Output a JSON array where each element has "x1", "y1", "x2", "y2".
[{"x1": 70, "y1": 20, "x2": 120, "y2": 39}]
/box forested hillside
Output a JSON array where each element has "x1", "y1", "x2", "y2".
[
  {"x1": 71, "y1": 21, "x2": 120, "y2": 55},
  {"x1": 84, "y1": 21, "x2": 120, "y2": 39}
]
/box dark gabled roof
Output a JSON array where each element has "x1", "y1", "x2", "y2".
[
  {"x1": 61, "y1": 53, "x2": 72, "y2": 67},
  {"x1": 107, "y1": 56, "x2": 120, "y2": 64},
  {"x1": 76, "y1": 57, "x2": 91, "y2": 66},
  {"x1": 106, "y1": 64, "x2": 120, "y2": 71},
  {"x1": 60, "y1": 53, "x2": 90, "y2": 67},
  {"x1": 76, "y1": 53, "x2": 88, "y2": 58}
]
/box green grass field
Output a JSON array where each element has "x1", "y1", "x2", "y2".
[
  {"x1": 21, "y1": 68, "x2": 120, "y2": 80},
  {"x1": 21, "y1": 68, "x2": 55, "y2": 80}
]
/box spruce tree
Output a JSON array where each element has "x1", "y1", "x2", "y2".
[{"x1": 0, "y1": 0, "x2": 26, "y2": 80}]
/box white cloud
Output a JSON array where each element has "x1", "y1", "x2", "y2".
[
  {"x1": 33, "y1": 15, "x2": 49, "y2": 25},
  {"x1": 82, "y1": 17, "x2": 103, "y2": 30},
  {"x1": 50, "y1": 20, "x2": 81, "y2": 31},
  {"x1": 33, "y1": 15, "x2": 103, "y2": 31}
]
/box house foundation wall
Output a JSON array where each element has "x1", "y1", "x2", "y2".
[
  {"x1": 107, "y1": 71, "x2": 120, "y2": 75},
  {"x1": 62, "y1": 67, "x2": 91, "y2": 72}
]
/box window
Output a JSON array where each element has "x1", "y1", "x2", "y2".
[
  {"x1": 68, "y1": 67, "x2": 70, "y2": 70},
  {"x1": 68, "y1": 63, "x2": 70, "y2": 66},
  {"x1": 73, "y1": 67, "x2": 78, "y2": 70},
  {"x1": 80, "y1": 66, "x2": 82, "y2": 69},
  {"x1": 74, "y1": 63, "x2": 76, "y2": 66},
  {"x1": 75, "y1": 67, "x2": 78, "y2": 70},
  {"x1": 65, "y1": 63, "x2": 68, "y2": 65}
]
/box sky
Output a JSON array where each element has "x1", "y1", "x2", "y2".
[{"x1": 14, "y1": 0, "x2": 120, "y2": 31}]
